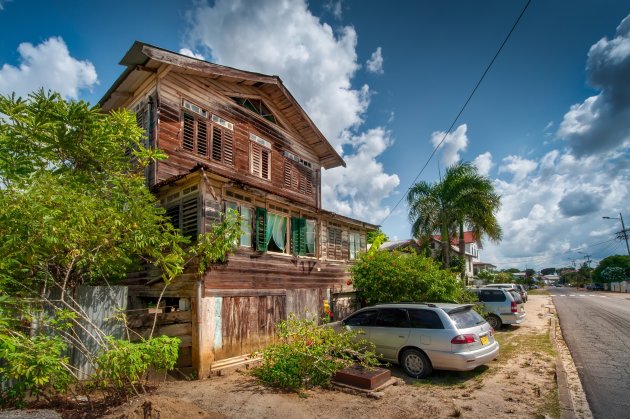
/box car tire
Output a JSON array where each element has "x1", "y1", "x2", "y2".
[
  {"x1": 486, "y1": 314, "x2": 502, "y2": 329},
  {"x1": 400, "y1": 349, "x2": 433, "y2": 379}
]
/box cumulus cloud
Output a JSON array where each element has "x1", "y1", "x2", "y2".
[
  {"x1": 179, "y1": 48, "x2": 205, "y2": 60},
  {"x1": 557, "y1": 14, "x2": 630, "y2": 155},
  {"x1": 182, "y1": 0, "x2": 398, "y2": 222},
  {"x1": 366, "y1": 47, "x2": 384, "y2": 74},
  {"x1": 430, "y1": 124, "x2": 468, "y2": 167},
  {"x1": 558, "y1": 190, "x2": 605, "y2": 217},
  {"x1": 325, "y1": 0, "x2": 343, "y2": 19},
  {"x1": 473, "y1": 152, "x2": 494, "y2": 176},
  {"x1": 498, "y1": 155, "x2": 537, "y2": 183},
  {"x1": 0, "y1": 0, "x2": 12, "y2": 11},
  {"x1": 0, "y1": 37, "x2": 98, "y2": 99}
]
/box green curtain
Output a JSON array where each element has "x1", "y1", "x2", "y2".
[{"x1": 255, "y1": 207, "x2": 268, "y2": 251}]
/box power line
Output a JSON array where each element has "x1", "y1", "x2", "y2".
[{"x1": 379, "y1": 0, "x2": 532, "y2": 226}]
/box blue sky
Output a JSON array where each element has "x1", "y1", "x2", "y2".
[{"x1": 1, "y1": 0, "x2": 629, "y2": 271}]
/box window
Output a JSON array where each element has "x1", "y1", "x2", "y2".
[
  {"x1": 225, "y1": 202, "x2": 253, "y2": 247},
  {"x1": 181, "y1": 100, "x2": 233, "y2": 165},
  {"x1": 164, "y1": 185, "x2": 199, "y2": 239},
  {"x1": 345, "y1": 310, "x2": 377, "y2": 327},
  {"x1": 284, "y1": 152, "x2": 314, "y2": 197},
  {"x1": 291, "y1": 217, "x2": 316, "y2": 257},
  {"x1": 374, "y1": 309, "x2": 409, "y2": 328},
  {"x1": 250, "y1": 133, "x2": 271, "y2": 180},
  {"x1": 327, "y1": 227, "x2": 343, "y2": 260},
  {"x1": 448, "y1": 308, "x2": 485, "y2": 329},
  {"x1": 479, "y1": 290, "x2": 506, "y2": 303},
  {"x1": 253, "y1": 207, "x2": 288, "y2": 253},
  {"x1": 349, "y1": 232, "x2": 362, "y2": 260},
  {"x1": 231, "y1": 96, "x2": 277, "y2": 124},
  {"x1": 408, "y1": 309, "x2": 444, "y2": 329}
]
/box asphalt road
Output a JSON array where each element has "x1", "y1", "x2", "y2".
[{"x1": 550, "y1": 287, "x2": 630, "y2": 419}]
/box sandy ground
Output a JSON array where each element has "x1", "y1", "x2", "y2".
[{"x1": 103, "y1": 294, "x2": 559, "y2": 419}]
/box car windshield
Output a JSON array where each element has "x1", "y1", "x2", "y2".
[{"x1": 448, "y1": 307, "x2": 486, "y2": 329}]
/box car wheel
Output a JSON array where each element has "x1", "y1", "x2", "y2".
[
  {"x1": 486, "y1": 314, "x2": 502, "y2": 329},
  {"x1": 400, "y1": 349, "x2": 433, "y2": 379}
]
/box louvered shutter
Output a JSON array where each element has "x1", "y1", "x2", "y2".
[
  {"x1": 291, "y1": 217, "x2": 307, "y2": 256},
  {"x1": 251, "y1": 143, "x2": 271, "y2": 180},
  {"x1": 181, "y1": 195, "x2": 199, "y2": 240},
  {"x1": 166, "y1": 205, "x2": 180, "y2": 232},
  {"x1": 255, "y1": 207, "x2": 268, "y2": 251},
  {"x1": 211, "y1": 126, "x2": 222, "y2": 161},
  {"x1": 183, "y1": 113, "x2": 195, "y2": 152},
  {"x1": 223, "y1": 129, "x2": 234, "y2": 165},
  {"x1": 196, "y1": 119, "x2": 208, "y2": 156},
  {"x1": 327, "y1": 227, "x2": 342, "y2": 259}
]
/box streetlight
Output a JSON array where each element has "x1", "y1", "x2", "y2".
[{"x1": 603, "y1": 213, "x2": 630, "y2": 257}]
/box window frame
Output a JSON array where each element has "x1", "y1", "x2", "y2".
[
  {"x1": 180, "y1": 99, "x2": 234, "y2": 166},
  {"x1": 249, "y1": 133, "x2": 272, "y2": 181},
  {"x1": 224, "y1": 200, "x2": 253, "y2": 248},
  {"x1": 162, "y1": 183, "x2": 200, "y2": 240}
]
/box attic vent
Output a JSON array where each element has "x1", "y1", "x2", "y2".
[
  {"x1": 212, "y1": 114, "x2": 233, "y2": 131},
  {"x1": 183, "y1": 100, "x2": 208, "y2": 118},
  {"x1": 182, "y1": 184, "x2": 198, "y2": 196},
  {"x1": 284, "y1": 151, "x2": 313, "y2": 169},
  {"x1": 231, "y1": 97, "x2": 277, "y2": 124},
  {"x1": 249, "y1": 133, "x2": 271, "y2": 149}
]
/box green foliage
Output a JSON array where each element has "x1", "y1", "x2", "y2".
[
  {"x1": 593, "y1": 255, "x2": 630, "y2": 283},
  {"x1": 0, "y1": 333, "x2": 73, "y2": 407},
  {"x1": 253, "y1": 315, "x2": 379, "y2": 390},
  {"x1": 494, "y1": 272, "x2": 514, "y2": 283},
  {"x1": 350, "y1": 250, "x2": 467, "y2": 305},
  {"x1": 366, "y1": 228, "x2": 389, "y2": 245},
  {"x1": 600, "y1": 266, "x2": 626, "y2": 282},
  {"x1": 192, "y1": 209, "x2": 242, "y2": 275},
  {"x1": 476, "y1": 269, "x2": 495, "y2": 282},
  {"x1": 540, "y1": 267, "x2": 556, "y2": 276},
  {"x1": 503, "y1": 268, "x2": 520, "y2": 274},
  {"x1": 95, "y1": 335, "x2": 180, "y2": 391},
  {"x1": 407, "y1": 162, "x2": 502, "y2": 268}
]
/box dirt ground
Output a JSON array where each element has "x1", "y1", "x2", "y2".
[{"x1": 102, "y1": 294, "x2": 559, "y2": 419}]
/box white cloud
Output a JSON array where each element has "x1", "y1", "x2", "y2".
[
  {"x1": 0, "y1": 37, "x2": 98, "y2": 99},
  {"x1": 366, "y1": 47, "x2": 384, "y2": 74},
  {"x1": 0, "y1": 0, "x2": 12, "y2": 11},
  {"x1": 430, "y1": 124, "x2": 469, "y2": 167},
  {"x1": 473, "y1": 152, "x2": 494, "y2": 176},
  {"x1": 179, "y1": 48, "x2": 205, "y2": 60},
  {"x1": 557, "y1": 14, "x2": 630, "y2": 155},
  {"x1": 183, "y1": 0, "x2": 399, "y2": 222},
  {"x1": 325, "y1": 0, "x2": 343, "y2": 19},
  {"x1": 498, "y1": 155, "x2": 537, "y2": 183}
]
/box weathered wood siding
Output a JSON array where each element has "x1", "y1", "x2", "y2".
[{"x1": 154, "y1": 72, "x2": 320, "y2": 208}]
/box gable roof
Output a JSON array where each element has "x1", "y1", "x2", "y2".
[
  {"x1": 432, "y1": 231, "x2": 482, "y2": 247},
  {"x1": 100, "y1": 41, "x2": 345, "y2": 169}
]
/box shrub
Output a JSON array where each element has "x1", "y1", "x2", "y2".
[
  {"x1": 350, "y1": 250, "x2": 467, "y2": 305},
  {"x1": 95, "y1": 335, "x2": 180, "y2": 393},
  {"x1": 253, "y1": 315, "x2": 379, "y2": 390}
]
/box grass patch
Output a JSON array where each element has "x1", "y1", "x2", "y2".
[
  {"x1": 528, "y1": 289, "x2": 550, "y2": 296},
  {"x1": 535, "y1": 387, "x2": 561, "y2": 419},
  {"x1": 494, "y1": 330, "x2": 555, "y2": 360}
]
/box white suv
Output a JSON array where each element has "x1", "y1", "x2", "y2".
[{"x1": 472, "y1": 287, "x2": 526, "y2": 329}]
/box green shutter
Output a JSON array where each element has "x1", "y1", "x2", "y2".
[
  {"x1": 291, "y1": 217, "x2": 308, "y2": 256},
  {"x1": 255, "y1": 207, "x2": 268, "y2": 251}
]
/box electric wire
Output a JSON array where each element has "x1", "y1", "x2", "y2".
[{"x1": 378, "y1": 0, "x2": 532, "y2": 226}]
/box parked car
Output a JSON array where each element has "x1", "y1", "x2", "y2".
[
  {"x1": 471, "y1": 287, "x2": 526, "y2": 329},
  {"x1": 328, "y1": 303, "x2": 499, "y2": 378},
  {"x1": 586, "y1": 283, "x2": 604, "y2": 291},
  {"x1": 484, "y1": 283, "x2": 527, "y2": 302}
]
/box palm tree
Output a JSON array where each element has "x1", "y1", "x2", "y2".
[{"x1": 407, "y1": 162, "x2": 502, "y2": 269}]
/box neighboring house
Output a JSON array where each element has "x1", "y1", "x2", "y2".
[
  {"x1": 100, "y1": 42, "x2": 377, "y2": 377},
  {"x1": 431, "y1": 232, "x2": 482, "y2": 283},
  {"x1": 473, "y1": 262, "x2": 497, "y2": 276},
  {"x1": 379, "y1": 239, "x2": 423, "y2": 253}
]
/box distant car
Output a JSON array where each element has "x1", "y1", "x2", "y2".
[
  {"x1": 530, "y1": 285, "x2": 539, "y2": 290},
  {"x1": 471, "y1": 287, "x2": 526, "y2": 329},
  {"x1": 328, "y1": 303, "x2": 499, "y2": 378},
  {"x1": 586, "y1": 283, "x2": 604, "y2": 291},
  {"x1": 483, "y1": 283, "x2": 527, "y2": 303}
]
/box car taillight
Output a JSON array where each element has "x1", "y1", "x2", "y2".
[
  {"x1": 511, "y1": 301, "x2": 517, "y2": 313},
  {"x1": 451, "y1": 334, "x2": 476, "y2": 344}
]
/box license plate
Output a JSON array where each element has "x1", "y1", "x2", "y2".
[{"x1": 480, "y1": 335, "x2": 489, "y2": 345}]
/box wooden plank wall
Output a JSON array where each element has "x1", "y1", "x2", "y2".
[{"x1": 155, "y1": 72, "x2": 320, "y2": 208}]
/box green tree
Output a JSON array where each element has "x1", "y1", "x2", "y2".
[
  {"x1": 593, "y1": 255, "x2": 630, "y2": 283},
  {"x1": 0, "y1": 91, "x2": 241, "y2": 403},
  {"x1": 407, "y1": 162, "x2": 502, "y2": 268},
  {"x1": 477, "y1": 269, "x2": 496, "y2": 283},
  {"x1": 503, "y1": 268, "x2": 520, "y2": 274},
  {"x1": 366, "y1": 228, "x2": 389, "y2": 245},
  {"x1": 540, "y1": 267, "x2": 556, "y2": 276},
  {"x1": 350, "y1": 250, "x2": 469, "y2": 305}
]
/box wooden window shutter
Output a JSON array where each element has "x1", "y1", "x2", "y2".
[
  {"x1": 255, "y1": 207, "x2": 268, "y2": 251},
  {"x1": 327, "y1": 227, "x2": 342, "y2": 259},
  {"x1": 196, "y1": 119, "x2": 208, "y2": 157},
  {"x1": 251, "y1": 143, "x2": 270, "y2": 180},
  {"x1": 182, "y1": 112, "x2": 195, "y2": 152},
  {"x1": 211, "y1": 126, "x2": 222, "y2": 161},
  {"x1": 223, "y1": 129, "x2": 234, "y2": 165},
  {"x1": 291, "y1": 217, "x2": 307, "y2": 256},
  {"x1": 181, "y1": 195, "x2": 199, "y2": 239}
]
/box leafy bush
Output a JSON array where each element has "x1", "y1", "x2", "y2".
[
  {"x1": 0, "y1": 333, "x2": 73, "y2": 407},
  {"x1": 253, "y1": 315, "x2": 379, "y2": 390},
  {"x1": 95, "y1": 335, "x2": 180, "y2": 393},
  {"x1": 350, "y1": 250, "x2": 467, "y2": 305}
]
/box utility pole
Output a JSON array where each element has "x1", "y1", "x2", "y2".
[
  {"x1": 603, "y1": 213, "x2": 630, "y2": 257},
  {"x1": 579, "y1": 252, "x2": 592, "y2": 288}
]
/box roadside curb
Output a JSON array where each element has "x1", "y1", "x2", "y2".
[{"x1": 549, "y1": 298, "x2": 593, "y2": 419}]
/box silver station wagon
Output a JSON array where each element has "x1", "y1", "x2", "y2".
[{"x1": 329, "y1": 303, "x2": 499, "y2": 378}]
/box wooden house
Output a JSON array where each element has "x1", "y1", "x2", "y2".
[{"x1": 100, "y1": 42, "x2": 377, "y2": 377}]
